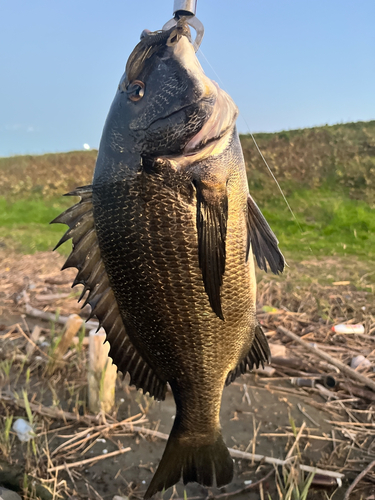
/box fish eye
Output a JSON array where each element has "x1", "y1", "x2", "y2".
[{"x1": 127, "y1": 80, "x2": 145, "y2": 102}]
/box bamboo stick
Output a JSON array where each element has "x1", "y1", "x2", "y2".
[
  {"x1": 278, "y1": 326, "x2": 375, "y2": 392},
  {"x1": 88, "y1": 328, "x2": 117, "y2": 414}
]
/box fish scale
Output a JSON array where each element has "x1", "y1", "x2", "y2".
[
  {"x1": 52, "y1": 23, "x2": 284, "y2": 498},
  {"x1": 93, "y1": 130, "x2": 255, "y2": 429}
]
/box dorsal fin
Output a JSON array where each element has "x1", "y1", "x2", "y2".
[
  {"x1": 51, "y1": 185, "x2": 167, "y2": 401},
  {"x1": 225, "y1": 324, "x2": 270, "y2": 386},
  {"x1": 247, "y1": 194, "x2": 285, "y2": 274}
]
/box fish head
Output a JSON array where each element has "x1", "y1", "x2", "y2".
[{"x1": 99, "y1": 21, "x2": 238, "y2": 160}]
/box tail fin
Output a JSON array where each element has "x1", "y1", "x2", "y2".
[{"x1": 144, "y1": 429, "x2": 233, "y2": 499}]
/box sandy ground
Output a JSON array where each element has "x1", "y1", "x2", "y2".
[{"x1": 1, "y1": 251, "x2": 375, "y2": 499}]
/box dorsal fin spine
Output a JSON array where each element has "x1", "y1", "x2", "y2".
[{"x1": 51, "y1": 185, "x2": 166, "y2": 400}]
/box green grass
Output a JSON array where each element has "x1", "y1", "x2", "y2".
[
  {"x1": 0, "y1": 197, "x2": 72, "y2": 254},
  {"x1": 257, "y1": 187, "x2": 375, "y2": 259},
  {"x1": 1, "y1": 120, "x2": 374, "y2": 259},
  {"x1": 1, "y1": 186, "x2": 374, "y2": 260}
]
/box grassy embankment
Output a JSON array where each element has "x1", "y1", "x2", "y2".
[{"x1": 1, "y1": 120, "x2": 375, "y2": 260}]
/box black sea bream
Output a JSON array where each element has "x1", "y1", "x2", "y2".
[{"x1": 53, "y1": 22, "x2": 284, "y2": 498}]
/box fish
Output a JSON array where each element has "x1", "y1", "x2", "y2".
[{"x1": 52, "y1": 21, "x2": 284, "y2": 498}]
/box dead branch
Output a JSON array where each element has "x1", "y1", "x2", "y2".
[
  {"x1": 47, "y1": 447, "x2": 131, "y2": 473},
  {"x1": 278, "y1": 326, "x2": 375, "y2": 392},
  {"x1": 228, "y1": 448, "x2": 344, "y2": 480},
  {"x1": 0, "y1": 391, "x2": 112, "y2": 425},
  {"x1": 343, "y1": 459, "x2": 375, "y2": 500},
  {"x1": 338, "y1": 382, "x2": 375, "y2": 402},
  {"x1": 25, "y1": 303, "x2": 98, "y2": 331}
]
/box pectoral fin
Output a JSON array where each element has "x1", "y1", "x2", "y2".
[
  {"x1": 194, "y1": 180, "x2": 228, "y2": 321},
  {"x1": 247, "y1": 194, "x2": 285, "y2": 274}
]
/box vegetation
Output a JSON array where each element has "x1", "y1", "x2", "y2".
[
  {"x1": 242, "y1": 120, "x2": 375, "y2": 205},
  {"x1": 0, "y1": 197, "x2": 72, "y2": 254},
  {"x1": 0, "y1": 120, "x2": 374, "y2": 258},
  {"x1": 256, "y1": 188, "x2": 375, "y2": 259}
]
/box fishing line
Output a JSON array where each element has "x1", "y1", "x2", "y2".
[
  {"x1": 198, "y1": 48, "x2": 307, "y2": 241},
  {"x1": 198, "y1": 47, "x2": 347, "y2": 332}
]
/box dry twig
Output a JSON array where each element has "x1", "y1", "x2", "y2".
[
  {"x1": 47, "y1": 447, "x2": 131, "y2": 473},
  {"x1": 278, "y1": 326, "x2": 375, "y2": 392},
  {"x1": 343, "y1": 459, "x2": 375, "y2": 500}
]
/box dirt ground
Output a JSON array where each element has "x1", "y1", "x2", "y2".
[{"x1": 1, "y1": 251, "x2": 375, "y2": 500}]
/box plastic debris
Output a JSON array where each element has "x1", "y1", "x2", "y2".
[
  {"x1": 12, "y1": 418, "x2": 34, "y2": 442},
  {"x1": 350, "y1": 355, "x2": 371, "y2": 370},
  {"x1": 262, "y1": 305, "x2": 280, "y2": 314},
  {"x1": 332, "y1": 324, "x2": 365, "y2": 334}
]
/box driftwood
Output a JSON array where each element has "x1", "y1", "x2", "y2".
[
  {"x1": 268, "y1": 344, "x2": 287, "y2": 357},
  {"x1": 25, "y1": 303, "x2": 98, "y2": 331},
  {"x1": 278, "y1": 326, "x2": 375, "y2": 392},
  {"x1": 54, "y1": 314, "x2": 83, "y2": 358}
]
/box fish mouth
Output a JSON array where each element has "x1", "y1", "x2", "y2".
[
  {"x1": 126, "y1": 22, "x2": 238, "y2": 156},
  {"x1": 125, "y1": 23, "x2": 192, "y2": 88}
]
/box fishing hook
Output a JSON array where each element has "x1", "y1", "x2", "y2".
[{"x1": 162, "y1": 0, "x2": 204, "y2": 52}]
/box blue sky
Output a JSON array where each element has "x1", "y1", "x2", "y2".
[{"x1": 1, "y1": 0, "x2": 374, "y2": 157}]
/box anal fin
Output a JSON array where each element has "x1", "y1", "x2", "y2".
[
  {"x1": 225, "y1": 324, "x2": 271, "y2": 385},
  {"x1": 51, "y1": 185, "x2": 166, "y2": 401}
]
